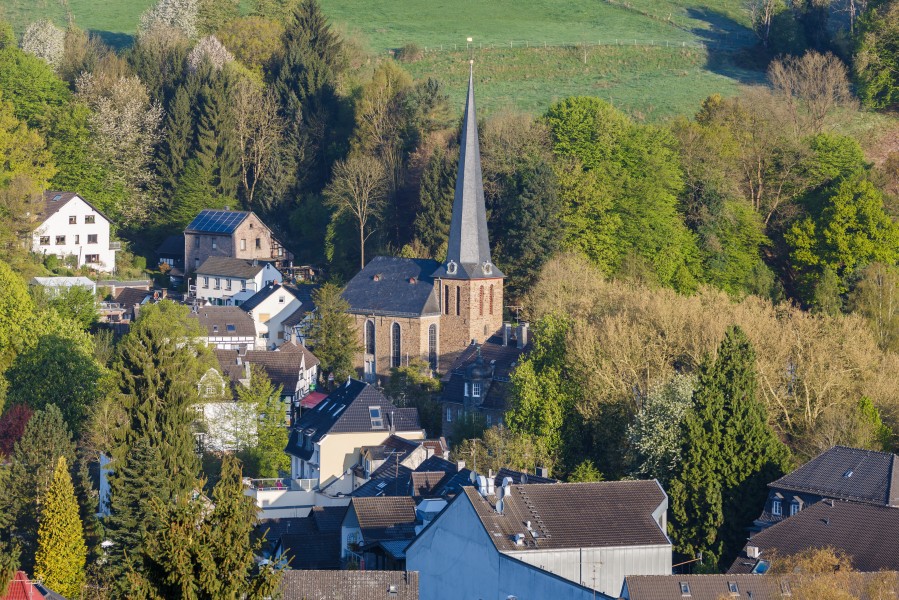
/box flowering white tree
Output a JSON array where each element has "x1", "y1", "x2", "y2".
[
  {"x1": 76, "y1": 73, "x2": 163, "y2": 224},
  {"x1": 187, "y1": 35, "x2": 234, "y2": 72},
  {"x1": 627, "y1": 374, "x2": 695, "y2": 483},
  {"x1": 20, "y1": 20, "x2": 65, "y2": 68},
  {"x1": 139, "y1": 0, "x2": 199, "y2": 38}
]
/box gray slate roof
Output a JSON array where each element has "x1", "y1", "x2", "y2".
[
  {"x1": 215, "y1": 341, "x2": 319, "y2": 393},
  {"x1": 239, "y1": 283, "x2": 300, "y2": 312},
  {"x1": 156, "y1": 234, "x2": 184, "y2": 258},
  {"x1": 769, "y1": 445, "x2": 899, "y2": 506},
  {"x1": 729, "y1": 500, "x2": 899, "y2": 574},
  {"x1": 280, "y1": 570, "x2": 418, "y2": 600},
  {"x1": 40, "y1": 190, "x2": 110, "y2": 223},
  {"x1": 465, "y1": 480, "x2": 669, "y2": 552},
  {"x1": 431, "y1": 66, "x2": 503, "y2": 281},
  {"x1": 342, "y1": 256, "x2": 441, "y2": 317},
  {"x1": 285, "y1": 379, "x2": 421, "y2": 460},
  {"x1": 185, "y1": 209, "x2": 249, "y2": 234},
  {"x1": 190, "y1": 306, "x2": 256, "y2": 337},
  {"x1": 196, "y1": 256, "x2": 266, "y2": 279}
]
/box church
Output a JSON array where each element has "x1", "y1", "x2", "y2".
[{"x1": 342, "y1": 66, "x2": 504, "y2": 380}]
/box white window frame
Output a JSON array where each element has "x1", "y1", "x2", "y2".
[{"x1": 472, "y1": 382, "x2": 482, "y2": 398}]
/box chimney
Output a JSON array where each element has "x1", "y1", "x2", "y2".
[
  {"x1": 244, "y1": 361, "x2": 251, "y2": 381},
  {"x1": 517, "y1": 323, "x2": 529, "y2": 349},
  {"x1": 746, "y1": 546, "x2": 761, "y2": 559},
  {"x1": 536, "y1": 466, "x2": 549, "y2": 478},
  {"x1": 502, "y1": 323, "x2": 512, "y2": 346},
  {"x1": 456, "y1": 460, "x2": 466, "y2": 471}
]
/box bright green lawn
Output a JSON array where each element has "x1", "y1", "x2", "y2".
[
  {"x1": 405, "y1": 45, "x2": 762, "y2": 120},
  {"x1": 2, "y1": 0, "x2": 154, "y2": 45}
]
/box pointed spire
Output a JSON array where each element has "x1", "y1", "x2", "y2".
[{"x1": 435, "y1": 62, "x2": 502, "y2": 280}]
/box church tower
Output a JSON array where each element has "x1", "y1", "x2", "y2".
[{"x1": 432, "y1": 63, "x2": 504, "y2": 358}]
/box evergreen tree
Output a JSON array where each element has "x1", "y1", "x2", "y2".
[
  {"x1": 158, "y1": 85, "x2": 194, "y2": 202},
  {"x1": 133, "y1": 454, "x2": 281, "y2": 599},
  {"x1": 668, "y1": 326, "x2": 790, "y2": 569},
  {"x1": 106, "y1": 301, "x2": 207, "y2": 581},
  {"x1": 308, "y1": 283, "x2": 361, "y2": 384},
  {"x1": 0, "y1": 405, "x2": 75, "y2": 572},
  {"x1": 193, "y1": 72, "x2": 240, "y2": 200},
  {"x1": 34, "y1": 457, "x2": 87, "y2": 599},
  {"x1": 414, "y1": 143, "x2": 455, "y2": 259},
  {"x1": 273, "y1": 0, "x2": 344, "y2": 191}
]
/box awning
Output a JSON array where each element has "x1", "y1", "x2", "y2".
[{"x1": 300, "y1": 391, "x2": 328, "y2": 409}]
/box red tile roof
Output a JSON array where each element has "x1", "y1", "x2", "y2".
[{"x1": 300, "y1": 391, "x2": 328, "y2": 409}]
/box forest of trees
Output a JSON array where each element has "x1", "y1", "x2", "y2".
[{"x1": 3, "y1": 0, "x2": 899, "y2": 593}]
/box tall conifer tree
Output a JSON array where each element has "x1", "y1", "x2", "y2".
[
  {"x1": 106, "y1": 301, "x2": 206, "y2": 582},
  {"x1": 34, "y1": 457, "x2": 87, "y2": 599},
  {"x1": 669, "y1": 326, "x2": 790, "y2": 569},
  {"x1": 193, "y1": 73, "x2": 240, "y2": 199},
  {"x1": 0, "y1": 405, "x2": 75, "y2": 572},
  {"x1": 414, "y1": 143, "x2": 455, "y2": 258}
]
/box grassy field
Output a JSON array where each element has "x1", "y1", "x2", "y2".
[{"x1": 3, "y1": 0, "x2": 763, "y2": 119}]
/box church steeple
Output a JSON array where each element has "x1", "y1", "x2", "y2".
[{"x1": 433, "y1": 63, "x2": 503, "y2": 280}]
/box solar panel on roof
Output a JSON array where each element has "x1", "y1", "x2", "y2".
[{"x1": 187, "y1": 210, "x2": 247, "y2": 234}]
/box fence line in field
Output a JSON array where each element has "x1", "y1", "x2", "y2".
[{"x1": 389, "y1": 37, "x2": 754, "y2": 56}]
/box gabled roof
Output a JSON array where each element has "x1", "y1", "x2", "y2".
[
  {"x1": 342, "y1": 256, "x2": 441, "y2": 317},
  {"x1": 465, "y1": 480, "x2": 669, "y2": 552},
  {"x1": 286, "y1": 380, "x2": 421, "y2": 459},
  {"x1": 270, "y1": 506, "x2": 346, "y2": 570},
  {"x1": 185, "y1": 209, "x2": 250, "y2": 234},
  {"x1": 156, "y1": 234, "x2": 184, "y2": 257},
  {"x1": 350, "y1": 496, "x2": 418, "y2": 541},
  {"x1": 280, "y1": 570, "x2": 418, "y2": 600},
  {"x1": 769, "y1": 446, "x2": 899, "y2": 506},
  {"x1": 431, "y1": 66, "x2": 503, "y2": 281},
  {"x1": 215, "y1": 342, "x2": 319, "y2": 393},
  {"x1": 281, "y1": 285, "x2": 318, "y2": 327},
  {"x1": 114, "y1": 287, "x2": 151, "y2": 307},
  {"x1": 729, "y1": 500, "x2": 899, "y2": 574},
  {"x1": 625, "y1": 573, "x2": 808, "y2": 600},
  {"x1": 239, "y1": 283, "x2": 299, "y2": 313},
  {"x1": 39, "y1": 190, "x2": 110, "y2": 224},
  {"x1": 31, "y1": 276, "x2": 96, "y2": 288},
  {"x1": 196, "y1": 256, "x2": 268, "y2": 279},
  {"x1": 1, "y1": 571, "x2": 66, "y2": 600},
  {"x1": 353, "y1": 453, "x2": 461, "y2": 499},
  {"x1": 190, "y1": 306, "x2": 256, "y2": 337}
]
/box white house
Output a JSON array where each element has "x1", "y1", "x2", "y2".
[
  {"x1": 406, "y1": 479, "x2": 672, "y2": 599},
  {"x1": 194, "y1": 256, "x2": 281, "y2": 306},
  {"x1": 239, "y1": 283, "x2": 304, "y2": 348},
  {"x1": 33, "y1": 191, "x2": 117, "y2": 272},
  {"x1": 30, "y1": 276, "x2": 97, "y2": 296}
]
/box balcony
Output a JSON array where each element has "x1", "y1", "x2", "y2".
[{"x1": 243, "y1": 477, "x2": 321, "y2": 519}]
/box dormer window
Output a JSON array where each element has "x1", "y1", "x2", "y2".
[
  {"x1": 369, "y1": 406, "x2": 384, "y2": 429},
  {"x1": 447, "y1": 260, "x2": 457, "y2": 275},
  {"x1": 483, "y1": 261, "x2": 492, "y2": 275},
  {"x1": 771, "y1": 499, "x2": 782, "y2": 516},
  {"x1": 472, "y1": 382, "x2": 482, "y2": 398},
  {"x1": 790, "y1": 500, "x2": 801, "y2": 516}
]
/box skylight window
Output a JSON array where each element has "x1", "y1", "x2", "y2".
[
  {"x1": 679, "y1": 582, "x2": 691, "y2": 597},
  {"x1": 369, "y1": 406, "x2": 384, "y2": 429},
  {"x1": 317, "y1": 401, "x2": 330, "y2": 412},
  {"x1": 377, "y1": 481, "x2": 388, "y2": 489},
  {"x1": 727, "y1": 582, "x2": 740, "y2": 596},
  {"x1": 226, "y1": 324, "x2": 236, "y2": 332},
  {"x1": 843, "y1": 469, "x2": 854, "y2": 478}
]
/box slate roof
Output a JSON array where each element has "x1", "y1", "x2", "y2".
[
  {"x1": 114, "y1": 287, "x2": 151, "y2": 307},
  {"x1": 285, "y1": 380, "x2": 421, "y2": 460},
  {"x1": 281, "y1": 285, "x2": 318, "y2": 327},
  {"x1": 350, "y1": 496, "x2": 418, "y2": 541},
  {"x1": 280, "y1": 570, "x2": 419, "y2": 600},
  {"x1": 190, "y1": 306, "x2": 256, "y2": 337},
  {"x1": 156, "y1": 234, "x2": 184, "y2": 257},
  {"x1": 215, "y1": 342, "x2": 319, "y2": 393},
  {"x1": 729, "y1": 500, "x2": 899, "y2": 574},
  {"x1": 239, "y1": 283, "x2": 303, "y2": 313},
  {"x1": 431, "y1": 67, "x2": 503, "y2": 281},
  {"x1": 196, "y1": 256, "x2": 266, "y2": 279},
  {"x1": 40, "y1": 190, "x2": 110, "y2": 224},
  {"x1": 768, "y1": 446, "x2": 899, "y2": 506},
  {"x1": 342, "y1": 256, "x2": 441, "y2": 317},
  {"x1": 441, "y1": 336, "x2": 530, "y2": 411},
  {"x1": 352, "y1": 450, "x2": 464, "y2": 499},
  {"x1": 185, "y1": 209, "x2": 249, "y2": 234},
  {"x1": 465, "y1": 480, "x2": 669, "y2": 552},
  {"x1": 624, "y1": 574, "x2": 796, "y2": 600}
]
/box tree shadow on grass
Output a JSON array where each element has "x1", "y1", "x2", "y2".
[
  {"x1": 685, "y1": 7, "x2": 767, "y2": 86},
  {"x1": 90, "y1": 30, "x2": 134, "y2": 49}
]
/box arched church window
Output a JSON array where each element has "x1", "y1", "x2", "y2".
[
  {"x1": 489, "y1": 285, "x2": 494, "y2": 315},
  {"x1": 444, "y1": 284, "x2": 450, "y2": 315},
  {"x1": 428, "y1": 324, "x2": 438, "y2": 370},
  {"x1": 479, "y1": 286, "x2": 484, "y2": 316},
  {"x1": 365, "y1": 320, "x2": 375, "y2": 355},
  {"x1": 456, "y1": 286, "x2": 461, "y2": 316},
  {"x1": 391, "y1": 323, "x2": 401, "y2": 368}
]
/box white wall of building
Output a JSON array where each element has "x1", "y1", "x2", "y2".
[
  {"x1": 33, "y1": 196, "x2": 116, "y2": 272},
  {"x1": 407, "y1": 494, "x2": 602, "y2": 600},
  {"x1": 195, "y1": 263, "x2": 281, "y2": 305},
  {"x1": 243, "y1": 288, "x2": 301, "y2": 348}
]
